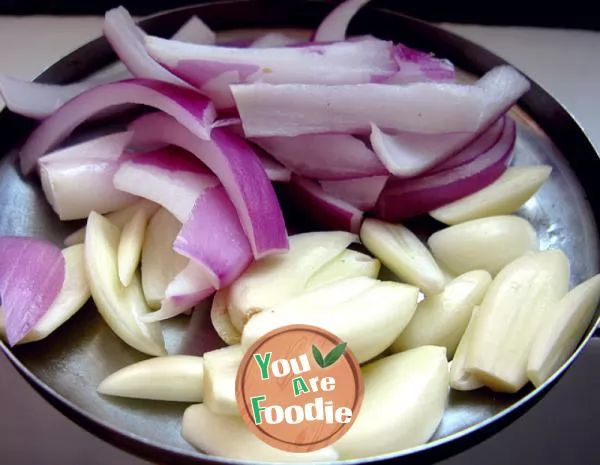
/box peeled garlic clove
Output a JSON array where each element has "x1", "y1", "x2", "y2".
[
  {"x1": 141, "y1": 208, "x2": 188, "y2": 309},
  {"x1": 64, "y1": 199, "x2": 158, "y2": 246},
  {"x1": 0, "y1": 244, "x2": 90, "y2": 344},
  {"x1": 450, "y1": 306, "x2": 484, "y2": 391},
  {"x1": 430, "y1": 165, "x2": 552, "y2": 225},
  {"x1": 428, "y1": 215, "x2": 538, "y2": 276},
  {"x1": 85, "y1": 211, "x2": 165, "y2": 356},
  {"x1": 360, "y1": 218, "x2": 445, "y2": 294},
  {"x1": 227, "y1": 231, "x2": 356, "y2": 332},
  {"x1": 391, "y1": 270, "x2": 492, "y2": 358},
  {"x1": 97, "y1": 355, "x2": 204, "y2": 402},
  {"x1": 118, "y1": 208, "x2": 151, "y2": 287},
  {"x1": 211, "y1": 289, "x2": 241, "y2": 345},
  {"x1": 242, "y1": 277, "x2": 419, "y2": 363},
  {"x1": 182, "y1": 404, "x2": 339, "y2": 462},
  {"x1": 334, "y1": 346, "x2": 449, "y2": 459},
  {"x1": 465, "y1": 249, "x2": 570, "y2": 393},
  {"x1": 203, "y1": 345, "x2": 244, "y2": 416},
  {"x1": 305, "y1": 249, "x2": 380, "y2": 290},
  {"x1": 528, "y1": 274, "x2": 600, "y2": 387}
]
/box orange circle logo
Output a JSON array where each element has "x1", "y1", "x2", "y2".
[{"x1": 236, "y1": 324, "x2": 364, "y2": 452}]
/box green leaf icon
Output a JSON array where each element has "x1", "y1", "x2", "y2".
[
  {"x1": 323, "y1": 342, "x2": 347, "y2": 367},
  {"x1": 312, "y1": 345, "x2": 325, "y2": 368}
]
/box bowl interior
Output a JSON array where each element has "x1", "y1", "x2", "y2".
[{"x1": 0, "y1": 1, "x2": 599, "y2": 464}]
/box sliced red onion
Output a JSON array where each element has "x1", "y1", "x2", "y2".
[
  {"x1": 38, "y1": 131, "x2": 133, "y2": 164},
  {"x1": 476, "y1": 64, "x2": 531, "y2": 122},
  {"x1": 172, "y1": 16, "x2": 216, "y2": 45},
  {"x1": 173, "y1": 185, "x2": 253, "y2": 289},
  {"x1": 383, "y1": 44, "x2": 455, "y2": 85},
  {"x1": 145, "y1": 35, "x2": 397, "y2": 85},
  {"x1": 430, "y1": 117, "x2": 506, "y2": 173},
  {"x1": 103, "y1": 7, "x2": 191, "y2": 87},
  {"x1": 313, "y1": 0, "x2": 372, "y2": 42},
  {"x1": 285, "y1": 176, "x2": 364, "y2": 233},
  {"x1": 19, "y1": 78, "x2": 216, "y2": 175},
  {"x1": 371, "y1": 117, "x2": 505, "y2": 178},
  {"x1": 0, "y1": 76, "x2": 93, "y2": 120},
  {"x1": 113, "y1": 147, "x2": 219, "y2": 223},
  {"x1": 200, "y1": 70, "x2": 241, "y2": 110},
  {"x1": 368, "y1": 65, "x2": 528, "y2": 177},
  {"x1": 0, "y1": 237, "x2": 65, "y2": 346},
  {"x1": 255, "y1": 149, "x2": 291, "y2": 182},
  {"x1": 374, "y1": 118, "x2": 516, "y2": 221},
  {"x1": 40, "y1": 159, "x2": 138, "y2": 221},
  {"x1": 320, "y1": 175, "x2": 388, "y2": 211},
  {"x1": 129, "y1": 112, "x2": 288, "y2": 259},
  {"x1": 250, "y1": 32, "x2": 299, "y2": 48},
  {"x1": 254, "y1": 134, "x2": 386, "y2": 180},
  {"x1": 231, "y1": 81, "x2": 485, "y2": 137},
  {"x1": 143, "y1": 261, "x2": 215, "y2": 322}
]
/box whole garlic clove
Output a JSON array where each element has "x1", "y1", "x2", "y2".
[
  {"x1": 141, "y1": 208, "x2": 188, "y2": 310},
  {"x1": 465, "y1": 249, "x2": 570, "y2": 393},
  {"x1": 430, "y1": 165, "x2": 552, "y2": 225},
  {"x1": 241, "y1": 277, "x2": 419, "y2": 364},
  {"x1": 85, "y1": 211, "x2": 165, "y2": 356},
  {"x1": 203, "y1": 345, "x2": 244, "y2": 416},
  {"x1": 391, "y1": 270, "x2": 492, "y2": 358},
  {"x1": 182, "y1": 404, "x2": 339, "y2": 462},
  {"x1": 305, "y1": 249, "x2": 380, "y2": 290},
  {"x1": 334, "y1": 346, "x2": 449, "y2": 459},
  {"x1": 360, "y1": 218, "x2": 445, "y2": 294},
  {"x1": 428, "y1": 215, "x2": 539, "y2": 276},
  {"x1": 98, "y1": 355, "x2": 204, "y2": 402},
  {"x1": 118, "y1": 207, "x2": 152, "y2": 287},
  {"x1": 528, "y1": 274, "x2": 600, "y2": 387},
  {"x1": 450, "y1": 306, "x2": 484, "y2": 391}
]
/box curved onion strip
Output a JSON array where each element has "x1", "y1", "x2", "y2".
[
  {"x1": 254, "y1": 133, "x2": 386, "y2": 180},
  {"x1": 103, "y1": 7, "x2": 190, "y2": 87},
  {"x1": 145, "y1": 35, "x2": 397, "y2": 85},
  {"x1": 369, "y1": 65, "x2": 528, "y2": 177},
  {"x1": 374, "y1": 118, "x2": 517, "y2": 221},
  {"x1": 114, "y1": 149, "x2": 250, "y2": 290},
  {"x1": 173, "y1": 185, "x2": 253, "y2": 289},
  {"x1": 0, "y1": 77, "x2": 93, "y2": 120},
  {"x1": 0, "y1": 15, "x2": 212, "y2": 121},
  {"x1": 313, "y1": 0, "x2": 372, "y2": 42},
  {"x1": 320, "y1": 175, "x2": 388, "y2": 211},
  {"x1": 230, "y1": 81, "x2": 485, "y2": 137},
  {"x1": 19, "y1": 78, "x2": 215, "y2": 175},
  {"x1": 40, "y1": 159, "x2": 137, "y2": 221},
  {"x1": 113, "y1": 147, "x2": 219, "y2": 223},
  {"x1": 371, "y1": 117, "x2": 505, "y2": 179},
  {"x1": 431, "y1": 117, "x2": 506, "y2": 173},
  {"x1": 38, "y1": 131, "x2": 133, "y2": 164},
  {"x1": 0, "y1": 237, "x2": 65, "y2": 346},
  {"x1": 285, "y1": 176, "x2": 364, "y2": 233},
  {"x1": 129, "y1": 112, "x2": 288, "y2": 259}
]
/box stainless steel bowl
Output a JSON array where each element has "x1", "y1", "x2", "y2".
[{"x1": 0, "y1": 1, "x2": 599, "y2": 464}]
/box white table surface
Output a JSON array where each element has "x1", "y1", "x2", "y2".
[{"x1": 0, "y1": 16, "x2": 599, "y2": 465}]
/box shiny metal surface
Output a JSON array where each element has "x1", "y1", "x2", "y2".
[{"x1": 0, "y1": 1, "x2": 598, "y2": 464}]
